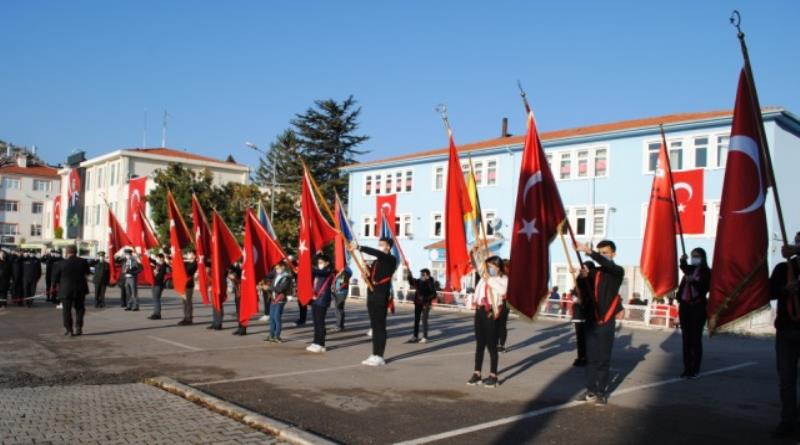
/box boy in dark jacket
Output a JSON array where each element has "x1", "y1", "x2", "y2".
[
  {"x1": 407, "y1": 268, "x2": 436, "y2": 343},
  {"x1": 306, "y1": 254, "x2": 334, "y2": 353}
]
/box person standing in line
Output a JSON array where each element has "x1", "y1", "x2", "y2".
[
  {"x1": 575, "y1": 240, "x2": 625, "y2": 405},
  {"x1": 22, "y1": 251, "x2": 42, "y2": 307},
  {"x1": 11, "y1": 250, "x2": 24, "y2": 306},
  {"x1": 266, "y1": 261, "x2": 292, "y2": 343},
  {"x1": 52, "y1": 245, "x2": 91, "y2": 336},
  {"x1": 677, "y1": 248, "x2": 711, "y2": 379},
  {"x1": 42, "y1": 249, "x2": 61, "y2": 303},
  {"x1": 91, "y1": 251, "x2": 110, "y2": 308},
  {"x1": 230, "y1": 266, "x2": 247, "y2": 336},
  {"x1": 259, "y1": 274, "x2": 272, "y2": 322},
  {"x1": 407, "y1": 268, "x2": 436, "y2": 344},
  {"x1": 465, "y1": 256, "x2": 508, "y2": 388},
  {"x1": 354, "y1": 238, "x2": 398, "y2": 366},
  {"x1": 119, "y1": 249, "x2": 142, "y2": 311},
  {"x1": 570, "y1": 261, "x2": 596, "y2": 367},
  {"x1": 770, "y1": 231, "x2": 800, "y2": 438},
  {"x1": 306, "y1": 254, "x2": 334, "y2": 353},
  {"x1": 0, "y1": 250, "x2": 12, "y2": 308},
  {"x1": 178, "y1": 249, "x2": 198, "y2": 326},
  {"x1": 148, "y1": 254, "x2": 169, "y2": 320},
  {"x1": 333, "y1": 266, "x2": 352, "y2": 332}
]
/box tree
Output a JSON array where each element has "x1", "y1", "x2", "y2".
[
  {"x1": 148, "y1": 164, "x2": 216, "y2": 245},
  {"x1": 291, "y1": 95, "x2": 369, "y2": 204},
  {"x1": 253, "y1": 129, "x2": 304, "y2": 193}
]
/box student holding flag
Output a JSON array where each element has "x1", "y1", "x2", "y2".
[
  {"x1": 353, "y1": 236, "x2": 398, "y2": 367},
  {"x1": 465, "y1": 256, "x2": 507, "y2": 388},
  {"x1": 306, "y1": 254, "x2": 334, "y2": 353}
]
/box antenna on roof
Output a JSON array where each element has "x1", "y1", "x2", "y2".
[
  {"x1": 161, "y1": 110, "x2": 171, "y2": 148},
  {"x1": 143, "y1": 108, "x2": 148, "y2": 148}
]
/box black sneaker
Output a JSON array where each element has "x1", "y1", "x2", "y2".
[
  {"x1": 147, "y1": 314, "x2": 161, "y2": 320},
  {"x1": 583, "y1": 392, "x2": 598, "y2": 403},
  {"x1": 483, "y1": 376, "x2": 498, "y2": 388},
  {"x1": 497, "y1": 346, "x2": 507, "y2": 353},
  {"x1": 467, "y1": 374, "x2": 483, "y2": 386},
  {"x1": 573, "y1": 358, "x2": 587, "y2": 367},
  {"x1": 132, "y1": 307, "x2": 140, "y2": 312},
  {"x1": 594, "y1": 394, "x2": 608, "y2": 405},
  {"x1": 177, "y1": 320, "x2": 191, "y2": 326},
  {"x1": 124, "y1": 307, "x2": 132, "y2": 311}
]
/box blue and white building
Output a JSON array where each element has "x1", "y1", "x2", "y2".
[{"x1": 343, "y1": 108, "x2": 800, "y2": 302}]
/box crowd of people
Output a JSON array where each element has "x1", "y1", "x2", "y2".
[{"x1": 2, "y1": 232, "x2": 800, "y2": 437}]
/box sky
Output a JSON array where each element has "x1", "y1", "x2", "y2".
[{"x1": 1, "y1": 1, "x2": 798, "y2": 169}]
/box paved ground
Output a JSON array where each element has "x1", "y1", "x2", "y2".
[
  {"x1": 0, "y1": 383, "x2": 281, "y2": 445},
  {"x1": 0, "y1": 286, "x2": 790, "y2": 444}
]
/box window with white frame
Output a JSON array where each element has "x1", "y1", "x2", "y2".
[
  {"x1": 32, "y1": 202, "x2": 44, "y2": 214},
  {"x1": 394, "y1": 171, "x2": 403, "y2": 193},
  {"x1": 716, "y1": 135, "x2": 729, "y2": 168},
  {"x1": 554, "y1": 266, "x2": 573, "y2": 294},
  {"x1": 364, "y1": 169, "x2": 415, "y2": 196},
  {"x1": 95, "y1": 204, "x2": 101, "y2": 225},
  {"x1": 568, "y1": 205, "x2": 607, "y2": 238},
  {"x1": 704, "y1": 200, "x2": 721, "y2": 236},
  {"x1": 552, "y1": 147, "x2": 609, "y2": 180},
  {"x1": 97, "y1": 167, "x2": 104, "y2": 188},
  {"x1": 385, "y1": 173, "x2": 393, "y2": 194},
  {"x1": 365, "y1": 174, "x2": 373, "y2": 196},
  {"x1": 86, "y1": 170, "x2": 92, "y2": 191},
  {"x1": 459, "y1": 158, "x2": 498, "y2": 187},
  {"x1": 1, "y1": 177, "x2": 20, "y2": 189},
  {"x1": 486, "y1": 159, "x2": 497, "y2": 185},
  {"x1": 431, "y1": 212, "x2": 443, "y2": 238},
  {"x1": 484, "y1": 210, "x2": 497, "y2": 236},
  {"x1": 0, "y1": 223, "x2": 18, "y2": 235},
  {"x1": 33, "y1": 179, "x2": 51, "y2": 192},
  {"x1": 110, "y1": 163, "x2": 117, "y2": 186},
  {"x1": 646, "y1": 142, "x2": 661, "y2": 173},
  {"x1": 559, "y1": 152, "x2": 572, "y2": 179},
  {"x1": 401, "y1": 214, "x2": 412, "y2": 238},
  {"x1": 374, "y1": 173, "x2": 382, "y2": 195},
  {"x1": 0, "y1": 200, "x2": 19, "y2": 212},
  {"x1": 404, "y1": 170, "x2": 413, "y2": 192},
  {"x1": 669, "y1": 140, "x2": 683, "y2": 170},
  {"x1": 694, "y1": 136, "x2": 708, "y2": 168},
  {"x1": 545, "y1": 153, "x2": 553, "y2": 170},
  {"x1": 361, "y1": 215, "x2": 376, "y2": 238},
  {"x1": 30, "y1": 224, "x2": 42, "y2": 237},
  {"x1": 594, "y1": 148, "x2": 608, "y2": 177},
  {"x1": 577, "y1": 150, "x2": 589, "y2": 178},
  {"x1": 433, "y1": 165, "x2": 445, "y2": 191}
]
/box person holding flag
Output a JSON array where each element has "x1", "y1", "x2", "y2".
[
  {"x1": 306, "y1": 253, "x2": 334, "y2": 353},
  {"x1": 406, "y1": 268, "x2": 436, "y2": 344},
  {"x1": 465, "y1": 256, "x2": 508, "y2": 388},
  {"x1": 353, "y1": 236, "x2": 398, "y2": 367},
  {"x1": 677, "y1": 248, "x2": 711, "y2": 379}
]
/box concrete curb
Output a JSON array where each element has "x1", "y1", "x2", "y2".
[{"x1": 146, "y1": 376, "x2": 338, "y2": 445}]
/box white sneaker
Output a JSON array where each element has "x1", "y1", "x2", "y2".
[
  {"x1": 419, "y1": 337, "x2": 428, "y2": 344},
  {"x1": 361, "y1": 355, "x2": 377, "y2": 365},
  {"x1": 373, "y1": 356, "x2": 386, "y2": 366},
  {"x1": 56, "y1": 304, "x2": 62, "y2": 309},
  {"x1": 259, "y1": 315, "x2": 269, "y2": 321},
  {"x1": 306, "y1": 343, "x2": 325, "y2": 353},
  {"x1": 366, "y1": 329, "x2": 372, "y2": 338}
]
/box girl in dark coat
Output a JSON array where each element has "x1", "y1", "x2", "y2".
[{"x1": 677, "y1": 247, "x2": 711, "y2": 378}]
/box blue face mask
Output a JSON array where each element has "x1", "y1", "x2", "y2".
[
  {"x1": 601, "y1": 254, "x2": 613, "y2": 262},
  {"x1": 488, "y1": 268, "x2": 498, "y2": 277},
  {"x1": 690, "y1": 257, "x2": 702, "y2": 266}
]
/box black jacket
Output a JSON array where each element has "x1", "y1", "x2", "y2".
[
  {"x1": 677, "y1": 257, "x2": 711, "y2": 306},
  {"x1": 771, "y1": 257, "x2": 800, "y2": 330},
  {"x1": 0, "y1": 256, "x2": 14, "y2": 286},
  {"x1": 577, "y1": 252, "x2": 624, "y2": 323},
  {"x1": 152, "y1": 262, "x2": 169, "y2": 287},
  {"x1": 22, "y1": 257, "x2": 42, "y2": 284},
  {"x1": 53, "y1": 256, "x2": 90, "y2": 299},
  {"x1": 408, "y1": 275, "x2": 436, "y2": 305},
  {"x1": 184, "y1": 260, "x2": 197, "y2": 289},
  {"x1": 92, "y1": 260, "x2": 110, "y2": 285},
  {"x1": 360, "y1": 246, "x2": 397, "y2": 299}
]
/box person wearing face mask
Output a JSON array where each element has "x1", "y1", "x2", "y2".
[
  {"x1": 118, "y1": 249, "x2": 142, "y2": 311},
  {"x1": 407, "y1": 268, "x2": 436, "y2": 344},
  {"x1": 575, "y1": 240, "x2": 624, "y2": 405},
  {"x1": 306, "y1": 254, "x2": 334, "y2": 353},
  {"x1": 464, "y1": 256, "x2": 508, "y2": 388},
  {"x1": 770, "y1": 231, "x2": 800, "y2": 438},
  {"x1": 179, "y1": 250, "x2": 199, "y2": 326},
  {"x1": 677, "y1": 248, "x2": 711, "y2": 379},
  {"x1": 266, "y1": 261, "x2": 292, "y2": 343},
  {"x1": 353, "y1": 237, "x2": 398, "y2": 366},
  {"x1": 147, "y1": 253, "x2": 169, "y2": 320}
]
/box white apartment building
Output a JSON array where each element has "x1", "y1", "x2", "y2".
[{"x1": 0, "y1": 154, "x2": 61, "y2": 248}]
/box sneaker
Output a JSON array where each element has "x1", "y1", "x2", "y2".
[
  {"x1": 362, "y1": 355, "x2": 377, "y2": 365},
  {"x1": 419, "y1": 337, "x2": 428, "y2": 344},
  {"x1": 362, "y1": 355, "x2": 385, "y2": 366},
  {"x1": 573, "y1": 358, "x2": 587, "y2": 367},
  {"x1": 177, "y1": 320, "x2": 192, "y2": 326},
  {"x1": 259, "y1": 315, "x2": 269, "y2": 321},
  {"x1": 306, "y1": 344, "x2": 325, "y2": 353},
  {"x1": 147, "y1": 314, "x2": 161, "y2": 320},
  {"x1": 273, "y1": 337, "x2": 283, "y2": 344},
  {"x1": 482, "y1": 376, "x2": 498, "y2": 388},
  {"x1": 467, "y1": 374, "x2": 483, "y2": 386},
  {"x1": 56, "y1": 304, "x2": 63, "y2": 309},
  {"x1": 594, "y1": 394, "x2": 608, "y2": 405},
  {"x1": 497, "y1": 346, "x2": 507, "y2": 353},
  {"x1": 366, "y1": 329, "x2": 372, "y2": 338},
  {"x1": 583, "y1": 392, "x2": 598, "y2": 403},
  {"x1": 264, "y1": 336, "x2": 274, "y2": 342},
  {"x1": 407, "y1": 336, "x2": 419, "y2": 343},
  {"x1": 373, "y1": 356, "x2": 385, "y2": 366}
]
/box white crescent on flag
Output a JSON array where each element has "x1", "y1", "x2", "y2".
[{"x1": 728, "y1": 135, "x2": 765, "y2": 214}]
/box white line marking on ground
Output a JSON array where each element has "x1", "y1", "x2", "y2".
[
  {"x1": 393, "y1": 361, "x2": 758, "y2": 445},
  {"x1": 147, "y1": 336, "x2": 204, "y2": 352}
]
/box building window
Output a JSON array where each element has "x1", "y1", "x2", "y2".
[
  {"x1": 647, "y1": 142, "x2": 661, "y2": 172},
  {"x1": 401, "y1": 214, "x2": 412, "y2": 238},
  {"x1": 393, "y1": 171, "x2": 402, "y2": 193},
  {"x1": 30, "y1": 224, "x2": 42, "y2": 237},
  {"x1": 405, "y1": 170, "x2": 413, "y2": 192},
  {"x1": 716, "y1": 135, "x2": 730, "y2": 168},
  {"x1": 33, "y1": 179, "x2": 51, "y2": 192},
  {"x1": 694, "y1": 136, "x2": 708, "y2": 168},
  {"x1": 374, "y1": 174, "x2": 382, "y2": 195},
  {"x1": 110, "y1": 164, "x2": 117, "y2": 186},
  {"x1": 0, "y1": 200, "x2": 19, "y2": 212},
  {"x1": 86, "y1": 171, "x2": 92, "y2": 191},
  {"x1": 1, "y1": 177, "x2": 20, "y2": 189},
  {"x1": 594, "y1": 149, "x2": 608, "y2": 177},
  {"x1": 574, "y1": 208, "x2": 587, "y2": 235},
  {"x1": 577, "y1": 150, "x2": 589, "y2": 178},
  {"x1": 432, "y1": 212, "x2": 443, "y2": 238},
  {"x1": 95, "y1": 205, "x2": 101, "y2": 225},
  {"x1": 361, "y1": 216, "x2": 376, "y2": 238},
  {"x1": 385, "y1": 173, "x2": 393, "y2": 194},
  {"x1": 546, "y1": 153, "x2": 553, "y2": 170},
  {"x1": 97, "y1": 167, "x2": 104, "y2": 188},
  {"x1": 484, "y1": 211, "x2": 497, "y2": 236},
  {"x1": 473, "y1": 161, "x2": 484, "y2": 184},
  {"x1": 486, "y1": 160, "x2": 497, "y2": 185},
  {"x1": 669, "y1": 140, "x2": 683, "y2": 170},
  {"x1": 569, "y1": 205, "x2": 607, "y2": 238},
  {"x1": 559, "y1": 152, "x2": 572, "y2": 179},
  {"x1": 365, "y1": 175, "x2": 373, "y2": 196},
  {"x1": 0, "y1": 223, "x2": 18, "y2": 235},
  {"x1": 593, "y1": 208, "x2": 606, "y2": 237},
  {"x1": 434, "y1": 166, "x2": 445, "y2": 191},
  {"x1": 32, "y1": 202, "x2": 44, "y2": 214}
]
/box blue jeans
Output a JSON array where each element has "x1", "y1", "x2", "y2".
[{"x1": 269, "y1": 302, "x2": 285, "y2": 339}]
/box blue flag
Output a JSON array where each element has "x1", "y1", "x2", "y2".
[
  {"x1": 380, "y1": 217, "x2": 402, "y2": 265},
  {"x1": 257, "y1": 202, "x2": 277, "y2": 239}
]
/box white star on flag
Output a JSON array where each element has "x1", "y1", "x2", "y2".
[
  {"x1": 678, "y1": 203, "x2": 686, "y2": 213},
  {"x1": 298, "y1": 240, "x2": 308, "y2": 254},
  {"x1": 518, "y1": 218, "x2": 539, "y2": 241}
]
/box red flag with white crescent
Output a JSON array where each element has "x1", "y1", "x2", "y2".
[
  {"x1": 507, "y1": 109, "x2": 566, "y2": 318},
  {"x1": 376, "y1": 194, "x2": 397, "y2": 234},
  {"x1": 297, "y1": 169, "x2": 338, "y2": 305},
  {"x1": 672, "y1": 169, "x2": 705, "y2": 234},
  {"x1": 191, "y1": 195, "x2": 212, "y2": 305},
  {"x1": 240, "y1": 209, "x2": 289, "y2": 326},
  {"x1": 640, "y1": 137, "x2": 678, "y2": 298},
  {"x1": 443, "y1": 131, "x2": 473, "y2": 291},
  {"x1": 167, "y1": 191, "x2": 192, "y2": 296},
  {"x1": 708, "y1": 69, "x2": 771, "y2": 331},
  {"x1": 211, "y1": 211, "x2": 242, "y2": 311},
  {"x1": 108, "y1": 207, "x2": 134, "y2": 285}
]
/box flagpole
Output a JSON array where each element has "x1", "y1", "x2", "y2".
[
  {"x1": 301, "y1": 160, "x2": 337, "y2": 225},
  {"x1": 659, "y1": 124, "x2": 687, "y2": 257},
  {"x1": 730, "y1": 10, "x2": 790, "y2": 250},
  {"x1": 334, "y1": 193, "x2": 374, "y2": 291}
]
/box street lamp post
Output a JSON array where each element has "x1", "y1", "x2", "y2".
[{"x1": 245, "y1": 141, "x2": 276, "y2": 221}]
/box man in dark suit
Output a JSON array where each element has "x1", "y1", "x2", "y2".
[
  {"x1": 91, "y1": 252, "x2": 110, "y2": 308},
  {"x1": 53, "y1": 245, "x2": 91, "y2": 336},
  {"x1": 0, "y1": 250, "x2": 12, "y2": 308},
  {"x1": 41, "y1": 249, "x2": 62, "y2": 303},
  {"x1": 22, "y1": 251, "x2": 42, "y2": 307}
]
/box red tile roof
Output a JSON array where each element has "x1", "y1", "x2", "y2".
[
  {"x1": 351, "y1": 108, "x2": 779, "y2": 168},
  {"x1": 122, "y1": 148, "x2": 244, "y2": 166},
  {"x1": 0, "y1": 164, "x2": 60, "y2": 178}
]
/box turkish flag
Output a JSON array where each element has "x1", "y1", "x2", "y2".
[
  {"x1": 507, "y1": 110, "x2": 566, "y2": 318},
  {"x1": 376, "y1": 194, "x2": 397, "y2": 235},
  {"x1": 672, "y1": 169, "x2": 705, "y2": 234},
  {"x1": 126, "y1": 177, "x2": 147, "y2": 241},
  {"x1": 708, "y1": 69, "x2": 771, "y2": 331},
  {"x1": 297, "y1": 169, "x2": 337, "y2": 305},
  {"x1": 211, "y1": 211, "x2": 242, "y2": 311},
  {"x1": 640, "y1": 136, "x2": 678, "y2": 298},
  {"x1": 240, "y1": 209, "x2": 289, "y2": 326},
  {"x1": 167, "y1": 191, "x2": 192, "y2": 296},
  {"x1": 108, "y1": 207, "x2": 133, "y2": 285},
  {"x1": 53, "y1": 195, "x2": 62, "y2": 230},
  {"x1": 134, "y1": 205, "x2": 161, "y2": 286},
  {"x1": 191, "y1": 195, "x2": 212, "y2": 305},
  {"x1": 444, "y1": 131, "x2": 473, "y2": 291}
]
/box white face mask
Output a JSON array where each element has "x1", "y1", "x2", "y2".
[{"x1": 690, "y1": 257, "x2": 702, "y2": 266}]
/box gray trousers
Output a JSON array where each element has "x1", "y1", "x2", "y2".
[
  {"x1": 125, "y1": 277, "x2": 138, "y2": 308},
  {"x1": 151, "y1": 286, "x2": 164, "y2": 316},
  {"x1": 212, "y1": 304, "x2": 224, "y2": 327},
  {"x1": 182, "y1": 287, "x2": 194, "y2": 321}
]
